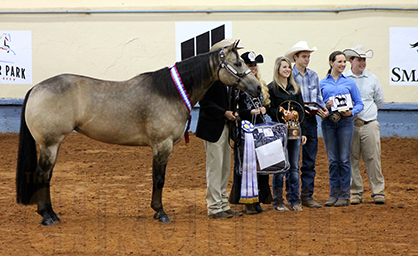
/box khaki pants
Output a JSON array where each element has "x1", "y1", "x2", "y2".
[
  {"x1": 204, "y1": 125, "x2": 232, "y2": 215},
  {"x1": 350, "y1": 120, "x2": 385, "y2": 200}
]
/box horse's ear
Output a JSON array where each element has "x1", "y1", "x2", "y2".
[{"x1": 234, "y1": 40, "x2": 241, "y2": 50}]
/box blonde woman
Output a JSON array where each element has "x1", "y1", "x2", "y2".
[
  {"x1": 229, "y1": 51, "x2": 272, "y2": 214},
  {"x1": 266, "y1": 56, "x2": 307, "y2": 211}
]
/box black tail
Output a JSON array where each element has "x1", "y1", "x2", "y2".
[{"x1": 16, "y1": 88, "x2": 38, "y2": 205}]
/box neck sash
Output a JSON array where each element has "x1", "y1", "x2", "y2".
[
  {"x1": 169, "y1": 64, "x2": 192, "y2": 145},
  {"x1": 169, "y1": 64, "x2": 192, "y2": 113}
]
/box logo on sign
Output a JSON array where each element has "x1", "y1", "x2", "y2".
[{"x1": 0, "y1": 31, "x2": 32, "y2": 84}]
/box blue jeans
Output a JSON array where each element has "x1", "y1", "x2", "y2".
[
  {"x1": 321, "y1": 116, "x2": 354, "y2": 200},
  {"x1": 301, "y1": 116, "x2": 318, "y2": 201},
  {"x1": 272, "y1": 139, "x2": 301, "y2": 206}
]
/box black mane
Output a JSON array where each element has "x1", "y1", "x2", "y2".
[{"x1": 144, "y1": 50, "x2": 219, "y2": 102}]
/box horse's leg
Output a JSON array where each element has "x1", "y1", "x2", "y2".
[
  {"x1": 150, "y1": 140, "x2": 173, "y2": 223},
  {"x1": 36, "y1": 144, "x2": 61, "y2": 226}
]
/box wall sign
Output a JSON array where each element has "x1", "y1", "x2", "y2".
[
  {"x1": 389, "y1": 27, "x2": 418, "y2": 85},
  {"x1": 0, "y1": 31, "x2": 32, "y2": 84}
]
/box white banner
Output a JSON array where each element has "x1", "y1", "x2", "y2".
[
  {"x1": 389, "y1": 27, "x2": 418, "y2": 85},
  {"x1": 0, "y1": 31, "x2": 32, "y2": 84}
]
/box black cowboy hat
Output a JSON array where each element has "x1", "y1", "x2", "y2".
[{"x1": 240, "y1": 51, "x2": 264, "y2": 64}]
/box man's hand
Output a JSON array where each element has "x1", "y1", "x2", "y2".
[
  {"x1": 317, "y1": 108, "x2": 329, "y2": 118},
  {"x1": 225, "y1": 110, "x2": 236, "y2": 121}
]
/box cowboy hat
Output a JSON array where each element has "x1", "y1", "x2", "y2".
[
  {"x1": 285, "y1": 41, "x2": 317, "y2": 63},
  {"x1": 210, "y1": 38, "x2": 245, "y2": 52},
  {"x1": 240, "y1": 51, "x2": 264, "y2": 64},
  {"x1": 343, "y1": 45, "x2": 373, "y2": 59}
]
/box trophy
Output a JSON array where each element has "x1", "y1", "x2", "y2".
[{"x1": 276, "y1": 100, "x2": 304, "y2": 140}]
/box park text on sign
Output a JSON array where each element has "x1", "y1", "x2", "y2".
[
  {"x1": 389, "y1": 27, "x2": 418, "y2": 85},
  {"x1": 0, "y1": 31, "x2": 32, "y2": 84}
]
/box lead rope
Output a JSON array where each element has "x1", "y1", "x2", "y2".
[{"x1": 247, "y1": 95, "x2": 267, "y2": 124}]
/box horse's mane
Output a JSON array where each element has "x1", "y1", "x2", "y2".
[{"x1": 142, "y1": 50, "x2": 219, "y2": 101}]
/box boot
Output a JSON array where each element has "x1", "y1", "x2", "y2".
[
  {"x1": 245, "y1": 204, "x2": 258, "y2": 214},
  {"x1": 255, "y1": 203, "x2": 265, "y2": 213},
  {"x1": 272, "y1": 188, "x2": 284, "y2": 209}
]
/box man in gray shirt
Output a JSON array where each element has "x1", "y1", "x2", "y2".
[{"x1": 343, "y1": 45, "x2": 386, "y2": 205}]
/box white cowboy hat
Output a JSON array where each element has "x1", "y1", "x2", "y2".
[
  {"x1": 343, "y1": 45, "x2": 373, "y2": 59},
  {"x1": 210, "y1": 38, "x2": 245, "y2": 52},
  {"x1": 285, "y1": 41, "x2": 317, "y2": 63}
]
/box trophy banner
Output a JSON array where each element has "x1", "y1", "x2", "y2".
[{"x1": 237, "y1": 122, "x2": 290, "y2": 175}]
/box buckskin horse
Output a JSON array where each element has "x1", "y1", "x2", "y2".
[{"x1": 16, "y1": 41, "x2": 261, "y2": 225}]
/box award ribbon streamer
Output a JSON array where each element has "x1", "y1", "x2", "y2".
[{"x1": 239, "y1": 121, "x2": 259, "y2": 204}]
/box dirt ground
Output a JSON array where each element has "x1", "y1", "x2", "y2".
[{"x1": 0, "y1": 132, "x2": 417, "y2": 255}]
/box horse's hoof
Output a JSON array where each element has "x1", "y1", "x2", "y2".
[
  {"x1": 153, "y1": 212, "x2": 171, "y2": 223},
  {"x1": 158, "y1": 215, "x2": 171, "y2": 223},
  {"x1": 52, "y1": 215, "x2": 61, "y2": 222},
  {"x1": 50, "y1": 213, "x2": 61, "y2": 222},
  {"x1": 41, "y1": 218, "x2": 55, "y2": 226}
]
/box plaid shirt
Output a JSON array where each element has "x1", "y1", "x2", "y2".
[{"x1": 292, "y1": 66, "x2": 325, "y2": 108}]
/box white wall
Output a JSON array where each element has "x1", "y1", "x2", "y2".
[{"x1": 1, "y1": 1, "x2": 418, "y2": 102}]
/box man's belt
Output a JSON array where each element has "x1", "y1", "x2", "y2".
[{"x1": 354, "y1": 119, "x2": 376, "y2": 127}]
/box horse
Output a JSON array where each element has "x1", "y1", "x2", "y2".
[
  {"x1": 279, "y1": 106, "x2": 299, "y2": 123},
  {"x1": 16, "y1": 41, "x2": 261, "y2": 225}
]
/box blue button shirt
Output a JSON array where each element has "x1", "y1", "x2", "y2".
[
  {"x1": 293, "y1": 66, "x2": 325, "y2": 108},
  {"x1": 320, "y1": 74, "x2": 364, "y2": 115}
]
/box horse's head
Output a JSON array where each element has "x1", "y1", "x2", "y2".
[{"x1": 216, "y1": 41, "x2": 261, "y2": 98}]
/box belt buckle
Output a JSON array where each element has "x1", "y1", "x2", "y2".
[{"x1": 330, "y1": 112, "x2": 341, "y2": 122}]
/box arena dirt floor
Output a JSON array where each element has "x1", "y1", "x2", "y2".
[{"x1": 0, "y1": 132, "x2": 417, "y2": 255}]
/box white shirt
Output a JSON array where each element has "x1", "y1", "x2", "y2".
[{"x1": 344, "y1": 69, "x2": 384, "y2": 121}]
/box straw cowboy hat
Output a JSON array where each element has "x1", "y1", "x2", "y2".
[
  {"x1": 240, "y1": 51, "x2": 264, "y2": 64},
  {"x1": 285, "y1": 41, "x2": 317, "y2": 63},
  {"x1": 210, "y1": 38, "x2": 245, "y2": 52},
  {"x1": 343, "y1": 45, "x2": 374, "y2": 59}
]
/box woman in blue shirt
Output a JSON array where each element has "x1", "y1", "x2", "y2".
[{"x1": 320, "y1": 51, "x2": 364, "y2": 207}]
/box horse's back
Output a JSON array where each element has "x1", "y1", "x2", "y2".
[{"x1": 25, "y1": 73, "x2": 187, "y2": 147}]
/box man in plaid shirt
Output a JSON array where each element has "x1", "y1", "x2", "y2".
[{"x1": 285, "y1": 41, "x2": 329, "y2": 208}]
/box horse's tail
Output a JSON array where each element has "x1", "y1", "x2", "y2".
[{"x1": 16, "y1": 88, "x2": 38, "y2": 205}]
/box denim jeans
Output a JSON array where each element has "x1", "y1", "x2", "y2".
[
  {"x1": 321, "y1": 116, "x2": 354, "y2": 200},
  {"x1": 300, "y1": 116, "x2": 318, "y2": 201},
  {"x1": 272, "y1": 138, "x2": 301, "y2": 206}
]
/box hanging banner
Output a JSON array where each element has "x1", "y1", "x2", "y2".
[
  {"x1": 389, "y1": 27, "x2": 418, "y2": 85},
  {"x1": 0, "y1": 31, "x2": 32, "y2": 84}
]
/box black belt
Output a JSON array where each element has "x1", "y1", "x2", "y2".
[
  {"x1": 363, "y1": 120, "x2": 375, "y2": 124},
  {"x1": 354, "y1": 119, "x2": 376, "y2": 127}
]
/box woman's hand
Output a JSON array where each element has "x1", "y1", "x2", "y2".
[
  {"x1": 340, "y1": 110, "x2": 352, "y2": 117},
  {"x1": 301, "y1": 136, "x2": 307, "y2": 145},
  {"x1": 251, "y1": 107, "x2": 266, "y2": 116},
  {"x1": 326, "y1": 100, "x2": 333, "y2": 110}
]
